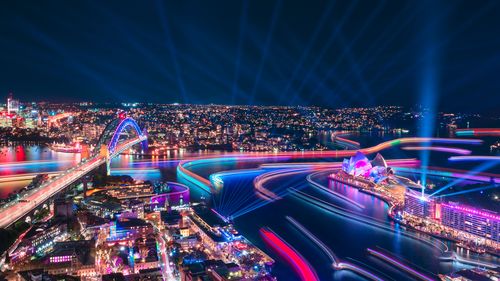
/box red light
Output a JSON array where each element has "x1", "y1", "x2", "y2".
[{"x1": 260, "y1": 228, "x2": 318, "y2": 281}]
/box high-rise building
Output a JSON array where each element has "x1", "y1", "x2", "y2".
[
  {"x1": 403, "y1": 190, "x2": 436, "y2": 219},
  {"x1": 7, "y1": 93, "x2": 19, "y2": 114},
  {"x1": 441, "y1": 202, "x2": 500, "y2": 242}
]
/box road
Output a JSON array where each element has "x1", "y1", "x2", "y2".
[{"x1": 0, "y1": 137, "x2": 146, "y2": 229}]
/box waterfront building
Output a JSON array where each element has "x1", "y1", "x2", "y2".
[
  {"x1": 441, "y1": 202, "x2": 500, "y2": 243},
  {"x1": 403, "y1": 190, "x2": 436, "y2": 219}
]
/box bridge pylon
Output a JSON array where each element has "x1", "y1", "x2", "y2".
[{"x1": 100, "y1": 144, "x2": 112, "y2": 176}]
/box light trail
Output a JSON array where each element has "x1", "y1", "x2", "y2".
[
  {"x1": 401, "y1": 146, "x2": 471, "y2": 155},
  {"x1": 337, "y1": 262, "x2": 386, "y2": 281},
  {"x1": 394, "y1": 166, "x2": 500, "y2": 184},
  {"x1": 286, "y1": 216, "x2": 385, "y2": 281},
  {"x1": 286, "y1": 216, "x2": 340, "y2": 266},
  {"x1": 448, "y1": 155, "x2": 500, "y2": 162},
  {"x1": 253, "y1": 168, "x2": 311, "y2": 201},
  {"x1": 367, "y1": 248, "x2": 435, "y2": 281},
  {"x1": 332, "y1": 132, "x2": 361, "y2": 149},
  {"x1": 455, "y1": 128, "x2": 500, "y2": 137},
  {"x1": 177, "y1": 137, "x2": 479, "y2": 191},
  {"x1": 260, "y1": 227, "x2": 319, "y2": 281},
  {"x1": 306, "y1": 172, "x2": 365, "y2": 209},
  {"x1": 451, "y1": 251, "x2": 499, "y2": 269},
  {"x1": 0, "y1": 171, "x2": 62, "y2": 183},
  {"x1": 0, "y1": 160, "x2": 73, "y2": 168},
  {"x1": 0, "y1": 137, "x2": 145, "y2": 228},
  {"x1": 291, "y1": 188, "x2": 449, "y2": 253}
]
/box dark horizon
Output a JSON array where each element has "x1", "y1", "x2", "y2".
[{"x1": 1, "y1": 1, "x2": 500, "y2": 113}]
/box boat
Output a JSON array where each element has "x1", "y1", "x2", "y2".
[{"x1": 50, "y1": 142, "x2": 82, "y2": 153}]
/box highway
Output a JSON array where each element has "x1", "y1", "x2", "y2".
[{"x1": 0, "y1": 136, "x2": 146, "y2": 229}]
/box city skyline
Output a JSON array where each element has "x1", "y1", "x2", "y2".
[{"x1": 0, "y1": 1, "x2": 500, "y2": 113}]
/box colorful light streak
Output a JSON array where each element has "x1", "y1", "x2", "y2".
[
  {"x1": 253, "y1": 168, "x2": 310, "y2": 201},
  {"x1": 401, "y1": 146, "x2": 471, "y2": 155},
  {"x1": 448, "y1": 156, "x2": 500, "y2": 162},
  {"x1": 291, "y1": 187, "x2": 448, "y2": 253},
  {"x1": 0, "y1": 136, "x2": 143, "y2": 228},
  {"x1": 367, "y1": 248, "x2": 434, "y2": 281},
  {"x1": 306, "y1": 172, "x2": 365, "y2": 209},
  {"x1": 176, "y1": 137, "x2": 478, "y2": 193},
  {"x1": 260, "y1": 228, "x2": 319, "y2": 281},
  {"x1": 336, "y1": 262, "x2": 386, "y2": 281},
  {"x1": 455, "y1": 128, "x2": 500, "y2": 137},
  {"x1": 285, "y1": 216, "x2": 385, "y2": 281},
  {"x1": 285, "y1": 216, "x2": 339, "y2": 266}
]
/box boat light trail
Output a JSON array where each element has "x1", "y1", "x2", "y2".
[
  {"x1": 286, "y1": 216, "x2": 340, "y2": 266},
  {"x1": 291, "y1": 187, "x2": 448, "y2": 253},
  {"x1": 177, "y1": 137, "x2": 479, "y2": 192},
  {"x1": 401, "y1": 146, "x2": 471, "y2": 155},
  {"x1": 367, "y1": 248, "x2": 435, "y2": 281},
  {"x1": 260, "y1": 228, "x2": 319, "y2": 281},
  {"x1": 286, "y1": 216, "x2": 384, "y2": 281},
  {"x1": 448, "y1": 156, "x2": 500, "y2": 162},
  {"x1": 455, "y1": 128, "x2": 500, "y2": 137},
  {"x1": 253, "y1": 168, "x2": 311, "y2": 201},
  {"x1": 306, "y1": 172, "x2": 365, "y2": 209}
]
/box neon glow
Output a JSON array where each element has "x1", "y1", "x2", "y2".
[
  {"x1": 306, "y1": 172, "x2": 365, "y2": 209},
  {"x1": 448, "y1": 156, "x2": 500, "y2": 162},
  {"x1": 291, "y1": 187, "x2": 449, "y2": 253},
  {"x1": 176, "y1": 137, "x2": 480, "y2": 192},
  {"x1": 367, "y1": 248, "x2": 434, "y2": 281},
  {"x1": 455, "y1": 128, "x2": 500, "y2": 137},
  {"x1": 402, "y1": 146, "x2": 471, "y2": 155},
  {"x1": 260, "y1": 228, "x2": 319, "y2": 281},
  {"x1": 286, "y1": 216, "x2": 340, "y2": 266},
  {"x1": 441, "y1": 203, "x2": 500, "y2": 221}
]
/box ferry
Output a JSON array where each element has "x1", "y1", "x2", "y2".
[{"x1": 50, "y1": 142, "x2": 82, "y2": 153}]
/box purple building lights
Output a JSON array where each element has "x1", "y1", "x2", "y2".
[{"x1": 441, "y1": 202, "x2": 500, "y2": 242}]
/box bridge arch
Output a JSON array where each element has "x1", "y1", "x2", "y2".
[{"x1": 95, "y1": 117, "x2": 148, "y2": 155}]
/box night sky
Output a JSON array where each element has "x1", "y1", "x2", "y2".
[{"x1": 1, "y1": 1, "x2": 500, "y2": 112}]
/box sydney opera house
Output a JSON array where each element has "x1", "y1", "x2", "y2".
[{"x1": 341, "y1": 152, "x2": 393, "y2": 183}]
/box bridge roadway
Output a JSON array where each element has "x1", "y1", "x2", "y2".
[{"x1": 0, "y1": 136, "x2": 146, "y2": 229}]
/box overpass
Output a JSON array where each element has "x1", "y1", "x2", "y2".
[{"x1": 0, "y1": 117, "x2": 148, "y2": 229}]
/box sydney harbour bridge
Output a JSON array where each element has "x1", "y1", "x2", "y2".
[{"x1": 0, "y1": 117, "x2": 148, "y2": 228}]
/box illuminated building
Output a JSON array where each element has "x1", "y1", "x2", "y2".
[
  {"x1": 82, "y1": 196, "x2": 122, "y2": 218},
  {"x1": 150, "y1": 182, "x2": 190, "y2": 209},
  {"x1": 441, "y1": 202, "x2": 500, "y2": 243},
  {"x1": 12, "y1": 222, "x2": 68, "y2": 262},
  {"x1": 403, "y1": 190, "x2": 436, "y2": 219},
  {"x1": 341, "y1": 152, "x2": 392, "y2": 183},
  {"x1": 108, "y1": 218, "x2": 153, "y2": 242},
  {"x1": 7, "y1": 93, "x2": 20, "y2": 114}
]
